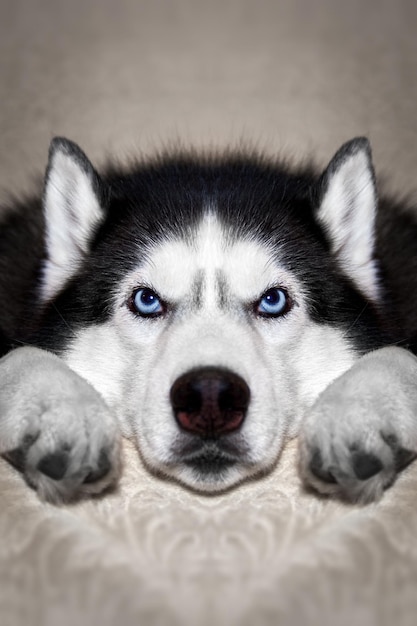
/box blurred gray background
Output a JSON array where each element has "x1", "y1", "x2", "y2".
[{"x1": 0, "y1": 0, "x2": 416, "y2": 193}]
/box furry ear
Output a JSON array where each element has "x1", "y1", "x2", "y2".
[
  {"x1": 41, "y1": 137, "x2": 106, "y2": 302},
  {"x1": 316, "y1": 138, "x2": 380, "y2": 302}
]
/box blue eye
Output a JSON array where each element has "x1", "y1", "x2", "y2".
[
  {"x1": 131, "y1": 288, "x2": 164, "y2": 317},
  {"x1": 256, "y1": 288, "x2": 289, "y2": 317}
]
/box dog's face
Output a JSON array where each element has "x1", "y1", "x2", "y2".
[{"x1": 38, "y1": 138, "x2": 382, "y2": 490}]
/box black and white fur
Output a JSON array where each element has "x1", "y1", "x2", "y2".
[{"x1": 1, "y1": 136, "x2": 417, "y2": 503}]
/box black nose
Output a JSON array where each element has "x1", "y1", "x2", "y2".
[{"x1": 170, "y1": 367, "x2": 250, "y2": 437}]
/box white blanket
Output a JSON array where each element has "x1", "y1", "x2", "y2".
[{"x1": 2, "y1": 438, "x2": 417, "y2": 626}]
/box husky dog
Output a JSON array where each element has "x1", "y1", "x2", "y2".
[{"x1": 1, "y1": 137, "x2": 417, "y2": 504}]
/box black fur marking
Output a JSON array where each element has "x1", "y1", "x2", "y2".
[
  {"x1": 216, "y1": 269, "x2": 229, "y2": 309},
  {"x1": 318, "y1": 137, "x2": 374, "y2": 198},
  {"x1": 191, "y1": 270, "x2": 204, "y2": 309},
  {"x1": 0, "y1": 139, "x2": 416, "y2": 358},
  {"x1": 46, "y1": 137, "x2": 108, "y2": 209}
]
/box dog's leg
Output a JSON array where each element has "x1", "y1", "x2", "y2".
[
  {"x1": 299, "y1": 346, "x2": 417, "y2": 503},
  {"x1": 0, "y1": 346, "x2": 121, "y2": 503}
]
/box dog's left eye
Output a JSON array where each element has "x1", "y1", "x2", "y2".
[
  {"x1": 130, "y1": 288, "x2": 164, "y2": 317},
  {"x1": 256, "y1": 288, "x2": 289, "y2": 317}
]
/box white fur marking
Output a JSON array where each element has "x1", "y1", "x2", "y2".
[
  {"x1": 138, "y1": 213, "x2": 283, "y2": 306},
  {"x1": 42, "y1": 150, "x2": 103, "y2": 302},
  {"x1": 318, "y1": 149, "x2": 379, "y2": 302},
  {"x1": 64, "y1": 212, "x2": 358, "y2": 492}
]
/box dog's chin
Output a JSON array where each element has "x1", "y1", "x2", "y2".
[
  {"x1": 184, "y1": 446, "x2": 236, "y2": 472},
  {"x1": 168, "y1": 438, "x2": 253, "y2": 492}
]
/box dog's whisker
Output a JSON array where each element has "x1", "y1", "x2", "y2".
[
  {"x1": 51, "y1": 303, "x2": 77, "y2": 338},
  {"x1": 342, "y1": 303, "x2": 369, "y2": 340}
]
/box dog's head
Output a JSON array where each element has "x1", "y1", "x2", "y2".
[{"x1": 37, "y1": 138, "x2": 383, "y2": 490}]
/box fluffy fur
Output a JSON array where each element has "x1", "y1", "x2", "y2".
[{"x1": 0, "y1": 137, "x2": 417, "y2": 503}]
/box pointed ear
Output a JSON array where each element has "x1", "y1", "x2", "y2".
[
  {"x1": 41, "y1": 137, "x2": 106, "y2": 302},
  {"x1": 315, "y1": 137, "x2": 380, "y2": 302}
]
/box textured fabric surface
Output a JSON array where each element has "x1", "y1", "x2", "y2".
[
  {"x1": 2, "y1": 441, "x2": 417, "y2": 626},
  {"x1": 1, "y1": 1, "x2": 417, "y2": 624}
]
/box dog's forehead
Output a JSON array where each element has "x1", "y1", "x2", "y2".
[{"x1": 139, "y1": 213, "x2": 279, "y2": 301}]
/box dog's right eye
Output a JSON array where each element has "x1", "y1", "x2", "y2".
[
  {"x1": 129, "y1": 288, "x2": 165, "y2": 317},
  {"x1": 255, "y1": 287, "x2": 290, "y2": 317}
]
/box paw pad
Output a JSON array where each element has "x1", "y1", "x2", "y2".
[
  {"x1": 309, "y1": 449, "x2": 337, "y2": 484},
  {"x1": 351, "y1": 451, "x2": 383, "y2": 481},
  {"x1": 382, "y1": 433, "x2": 417, "y2": 472},
  {"x1": 37, "y1": 451, "x2": 69, "y2": 480},
  {"x1": 83, "y1": 449, "x2": 112, "y2": 484}
]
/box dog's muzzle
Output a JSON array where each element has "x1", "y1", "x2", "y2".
[{"x1": 170, "y1": 367, "x2": 250, "y2": 438}]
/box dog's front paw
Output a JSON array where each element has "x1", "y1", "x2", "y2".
[
  {"x1": 0, "y1": 347, "x2": 121, "y2": 503},
  {"x1": 299, "y1": 347, "x2": 417, "y2": 503}
]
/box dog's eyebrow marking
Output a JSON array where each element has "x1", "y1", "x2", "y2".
[
  {"x1": 191, "y1": 270, "x2": 204, "y2": 308},
  {"x1": 216, "y1": 269, "x2": 229, "y2": 309},
  {"x1": 191, "y1": 270, "x2": 229, "y2": 310}
]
